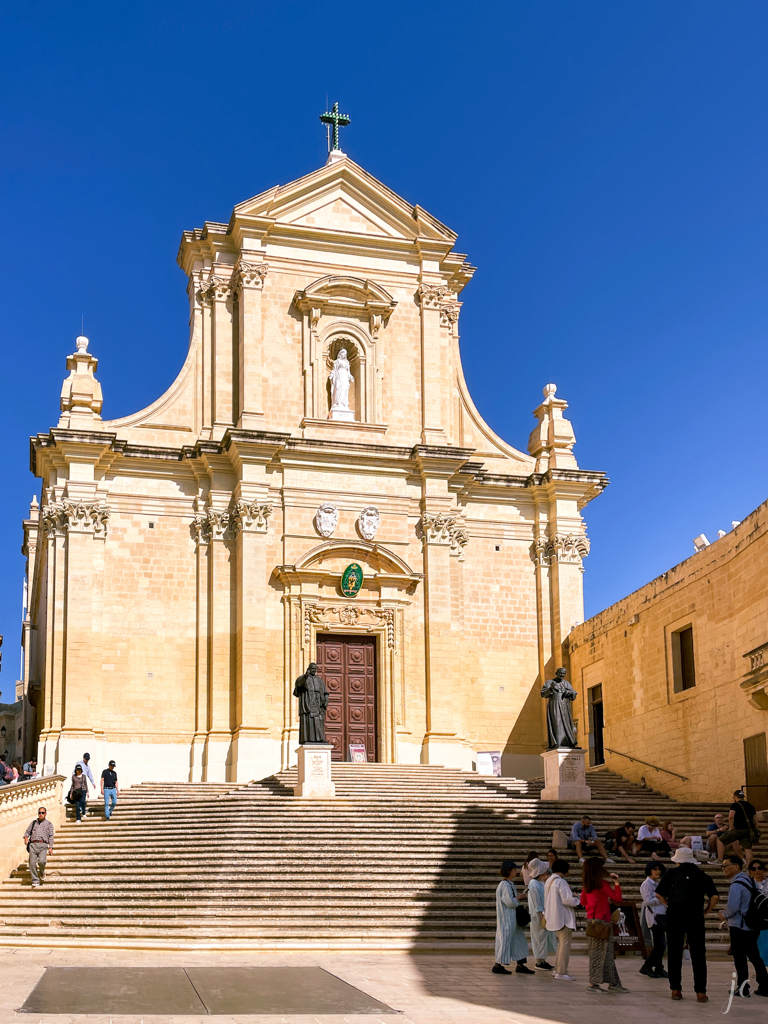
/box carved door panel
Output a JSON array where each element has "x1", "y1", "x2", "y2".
[{"x1": 316, "y1": 634, "x2": 377, "y2": 761}]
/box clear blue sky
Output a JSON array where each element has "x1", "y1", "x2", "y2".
[{"x1": 1, "y1": 2, "x2": 766, "y2": 700}]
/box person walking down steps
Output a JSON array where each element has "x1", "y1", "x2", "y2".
[
  {"x1": 492, "y1": 860, "x2": 535, "y2": 975},
  {"x1": 23, "y1": 807, "x2": 54, "y2": 889},
  {"x1": 101, "y1": 760, "x2": 119, "y2": 821},
  {"x1": 69, "y1": 765, "x2": 88, "y2": 823}
]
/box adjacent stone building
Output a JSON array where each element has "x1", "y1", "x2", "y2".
[
  {"x1": 568, "y1": 499, "x2": 768, "y2": 807},
  {"x1": 23, "y1": 151, "x2": 606, "y2": 786}
]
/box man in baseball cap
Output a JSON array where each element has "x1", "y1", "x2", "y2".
[{"x1": 101, "y1": 760, "x2": 119, "y2": 820}]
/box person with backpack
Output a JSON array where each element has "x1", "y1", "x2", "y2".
[
  {"x1": 655, "y1": 845, "x2": 719, "y2": 1002},
  {"x1": 748, "y1": 860, "x2": 768, "y2": 967},
  {"x1": 0, "y1": 756, "x2": 12, "y2": 786},
  {"x1": 720, "y1": 853, "x2": 768, "y2": 997},
  {"x1": 23, "y1": 806, "x2": 54, "y2": 888}
]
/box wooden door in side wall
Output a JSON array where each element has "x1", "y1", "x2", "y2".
[
  {"x1": 316, "y1": 634, "x2": 377, "y2": 762},
  {"x1": 744, "y1": 733, "x2": 768, "y2": 811}
]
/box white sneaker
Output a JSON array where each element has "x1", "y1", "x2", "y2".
[
  {"x1": 606, "y1": 858, "x2": 616, "y2": 864},
  {"x1": 554, "y1": 974, "x2": 575, "y2": 981},
  {"x1": 75, "y1": 819, "x2": 82, "y2": 824},
  {"x1": 579, "y1": 857, "x2": 585, "y2": 864}
]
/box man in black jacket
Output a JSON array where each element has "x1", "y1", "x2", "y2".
[{"x1": 656, "y1": 845, "x2": 719, "y2": 1003}]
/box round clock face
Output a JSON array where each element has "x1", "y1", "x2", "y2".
[{"x1": 340, "y1": 562, "x2": 363, "y2": 598}]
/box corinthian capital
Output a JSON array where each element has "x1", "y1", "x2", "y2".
[
  {"x1": 417, "y1": 283, "x2": 449, "y2": 309},
  {"x1": 205, "y1": 277, "x2": 232, "y2": 303},
  {"x1": 233, "y1": 261, "x2": 269, "y2": 294},
  {"x1": 546, "y1": 533, "x2": 590, "y2": 565},
  {"x1": 231, "y1": 500, "x2": 273, "y2": 536},
  {"x1": 439, "y1": 302, "x2": 461, "y2": 330},
  {"x1": 41, "y1": 501, "x2": 110, "y2": 538},
  {"x1": 420, "y1": 512, "x2": 468, "y2": 557}
]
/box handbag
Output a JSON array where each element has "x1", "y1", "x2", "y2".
[
  {"x1": 585, "y1": 917, "x2": 612, "y2": 940},
  {"x1": 516, "y1": 904, "x2": 531, "y2": 928}
]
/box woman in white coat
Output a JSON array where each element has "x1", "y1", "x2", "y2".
[
  {"x1": 544, "y1": 858, "x2": 581, "y2": 980},
  {"x1": 527, "y1": 858, "x2": 557, "y2": 970},
  {"x1": 493, "y1": 860, "x2": 535, "y2": 975}
]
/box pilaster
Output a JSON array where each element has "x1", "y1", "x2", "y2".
[{"x1": 233, "y1": 261, "x2": 268, "y2": 429}]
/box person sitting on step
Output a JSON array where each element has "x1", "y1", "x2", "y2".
[
  {"x1": 636, "y1": 817, "x2": 671, "y2": 860},
  {"x1": 569, "y1": 815, "x2": 614, "y2": 864}
]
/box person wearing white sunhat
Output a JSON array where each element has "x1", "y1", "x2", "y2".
[
  {"x1": 527, "y1": 859, "x2": 557, "y2": 970},
  {"x1": 655, "y1": 844, "x2": 719, "y2": 1002}
]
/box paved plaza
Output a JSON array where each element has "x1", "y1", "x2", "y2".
[{"x1": 0, "y1": 949, "x2": 766, "y2": 1024}]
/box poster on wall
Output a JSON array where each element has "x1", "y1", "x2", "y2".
[
  {"x1": 476, "y1": 751, "x2": 502, "y2": 776},
  {"x1": 348, "y1": 743, "x2": 367, "y2": 763}
]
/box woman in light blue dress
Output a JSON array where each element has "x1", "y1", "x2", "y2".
[{"x1": 493, "y1": 859, "x2": 534, "y2": 975}]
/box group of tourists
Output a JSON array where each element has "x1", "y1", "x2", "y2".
[
  {"x1": 0, "y1": 756, "x2": 38, "y2": 785},
  {"x1": 67, "y1": 753, "x2": 120, "y2": 822},
  {"x1": 493, "y1": 795, "x2": 768, "y2": 999}
]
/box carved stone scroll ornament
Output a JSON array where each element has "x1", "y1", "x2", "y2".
[
  {"x1": 191, "y1": 509, "x2": 230, "y2": 544},
  {"x1": 232, "y1": 261, "x2": 268, "y2": 294},
  {"x1": 531, "y1": 533, "x2": 590, "y2": 567},
  {"x1": 439, "y1": 302, "x2": 461, "y2": 330},
  {"x1": 304, "y1": 604, "x2": 395, "y2": 649},
  {"x1": 203, "y1": 277, "x2": 232, "y2": 303},
  {"x1": 417, "y1": 283, "x2": 449, "y2": 309},
  {"x1": 314, "y1": 503, "x2": 338, "y2": 538},
  {"x1": 41, "y1": 501, "x2": 110, "y2": 538},
  {"x1": 420, "y1": 513, "x2": 468, "y2": 558},
  {"x1": 357, "y1": 506, "x2": 380, "y2": 541},
  {"x1": 230, "y1": 501, "x2": 273, "y2": 536}
]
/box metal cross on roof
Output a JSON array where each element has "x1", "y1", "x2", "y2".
[{"x1": 319, "y1": 102, "x2": 351, "y2": 153}]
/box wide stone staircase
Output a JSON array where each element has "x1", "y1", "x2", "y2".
[{"x1": 0, "y1": 764, "x2": 750, "y2": 951}]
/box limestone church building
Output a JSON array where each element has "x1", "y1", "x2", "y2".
[{"x1": 22, "y1": 150, "x2": 607, "y2": 786}]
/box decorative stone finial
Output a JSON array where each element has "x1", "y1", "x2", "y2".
[
  {"x1": 528, "y1": 382, "x2": 578, "y2": 472},
  {"x1": 58, "y1": 335, "x2": 104, "y2": 429}
]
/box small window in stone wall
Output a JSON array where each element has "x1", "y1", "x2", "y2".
[{"x1": 671, "y1": 625, "x2": 696, "y2": 692}]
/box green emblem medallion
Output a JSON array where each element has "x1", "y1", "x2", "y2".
[{"x1": 341, "y1": 563, "x2": 363, "y2": 598}]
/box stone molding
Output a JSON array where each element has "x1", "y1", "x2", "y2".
[
  {"x1": 304, "y1": 604, "x2": 396, "y2": 649},
  {"x1": 420, "y1": 513, "x2": 468, "y2": 559},
  {"x1": 531, "y1": 533, "x2": 590, "y2": 567},
  {"x1": 41, "y1": 501, "x2": 111, "y2": 538}
]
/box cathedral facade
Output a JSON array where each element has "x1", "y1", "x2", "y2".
[{"x1": 23, "y1": 153, "x2": 606, "y2": 785}]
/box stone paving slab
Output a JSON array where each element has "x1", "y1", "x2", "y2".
[{"x1": 2, "y1": 949, "x2": 768, "y2": 1024}]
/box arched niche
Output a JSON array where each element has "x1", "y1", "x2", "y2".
[{"x1": 323, "y1": 328, "x2": 368, "y2": 422}]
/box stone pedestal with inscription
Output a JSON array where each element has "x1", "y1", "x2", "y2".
[
  {"x1": 293, "y1": 743, "x2": 336, "y2": 799},
  {"x1": 540, "y1": 746, "x2": 591, "y2": 801}
]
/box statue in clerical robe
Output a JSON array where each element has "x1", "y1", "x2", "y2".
[
  {"x1": 293, "y1": 662, "x2": 330, "y2": 744},
  {"x1": 541, "y1": 667, "x2": 578, "y2": 749}
]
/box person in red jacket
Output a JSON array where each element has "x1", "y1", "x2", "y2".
[{"x1": 580, "y1": 858, "x2": 630, "y2": 994}]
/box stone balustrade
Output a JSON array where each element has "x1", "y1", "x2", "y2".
[{"x1": 0, "y1": 776, "x2": 66, "y2": 880}]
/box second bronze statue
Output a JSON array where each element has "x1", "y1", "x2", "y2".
[{"x1": 293, "y1": 662, "x2": 330, "y2": 744}]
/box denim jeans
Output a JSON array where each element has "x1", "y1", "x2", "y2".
[
  {"x1": 104, "y1": 787, "x2": 117, "y2": 819},
  {"x1": 74, "y1": 793, "x2": 87, "y2": 821}
]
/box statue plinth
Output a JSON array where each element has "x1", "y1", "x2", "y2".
[
  {"x1": 540, "y1": 747, "x2": 591, "y2": 802},
  {"x1": 330, "y1": 407, "x2": 355, "y2": 422},
  {"x1": 293, "y1": 744, "x2": 336, "y2": 799}
]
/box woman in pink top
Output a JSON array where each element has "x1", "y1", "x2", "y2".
[{"x1": 580, "y1": 858, "x2": 629, "y2": 994}]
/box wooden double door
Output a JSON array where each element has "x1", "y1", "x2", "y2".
[{"x1": 316, "y1": 634, "x2": 377, "y2": 761}]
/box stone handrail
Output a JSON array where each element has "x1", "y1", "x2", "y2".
[{"x1": 0, "y1": 775, "x2": 66, "y2": 880}]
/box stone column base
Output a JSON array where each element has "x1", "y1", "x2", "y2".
[
  {"x1": 540, "y1": 746, "x2": 591, "y2": 801},
  {"x1": 293, "y1": 743, "x2": 336, "y2": 798}
]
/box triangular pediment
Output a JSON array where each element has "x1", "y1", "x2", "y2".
[{"x1": 231, "y1": 157, "x2": 457, "y2": 244}]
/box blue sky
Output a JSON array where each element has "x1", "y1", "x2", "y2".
[{"x1": 0, "y1": 2, "x2": 766, "y2": 700}]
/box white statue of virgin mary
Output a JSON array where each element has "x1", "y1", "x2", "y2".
[{"x1": 329, "y1": 348, "x2": 355, "y2": 421}]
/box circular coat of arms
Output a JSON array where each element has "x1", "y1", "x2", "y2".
[{"x1": 340, "y1": 563, "x2": 363, "y2": 598}]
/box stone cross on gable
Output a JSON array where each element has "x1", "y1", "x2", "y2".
[{"x1": 319, "y1": 102, "x2": 351, "y2": 152}]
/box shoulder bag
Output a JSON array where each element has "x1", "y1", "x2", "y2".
[{"x1": 585, "y1": 917, "x2": 612, "y2": 940}]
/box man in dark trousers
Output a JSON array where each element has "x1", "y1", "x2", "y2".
[
  {"x1": 655, "y1": 845, "x2": 719, "y2": 1002},
  {"x1": 721, "y1": 853, "x2": 768, "y2": 997},
  {"x1": 23, "y1": 807, "x2": 54, "y2": 889}
]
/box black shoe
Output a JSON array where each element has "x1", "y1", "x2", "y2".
[
  {"x1": 492, "y1": 964, "x2": 512, "y2": 975},
  {"x1": 516, "y1": 964, "x2": 536, "y2": 975},
  {"x1": 653, "y1": 969, "x2": 669, "y2": 979},
  {"x1": 639, "y1": 966, "x2": 654, "y2": 977},
  {"x1": 534, "y1": 961, "x2": 554, "y2": 971},
  {"x1": 754, "y1": 988, "x2": 768, "y2": 998}
]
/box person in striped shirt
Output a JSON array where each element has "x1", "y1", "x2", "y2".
[{"x1": 23, "y1": 807, "x2": 54, "y2": 888}]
